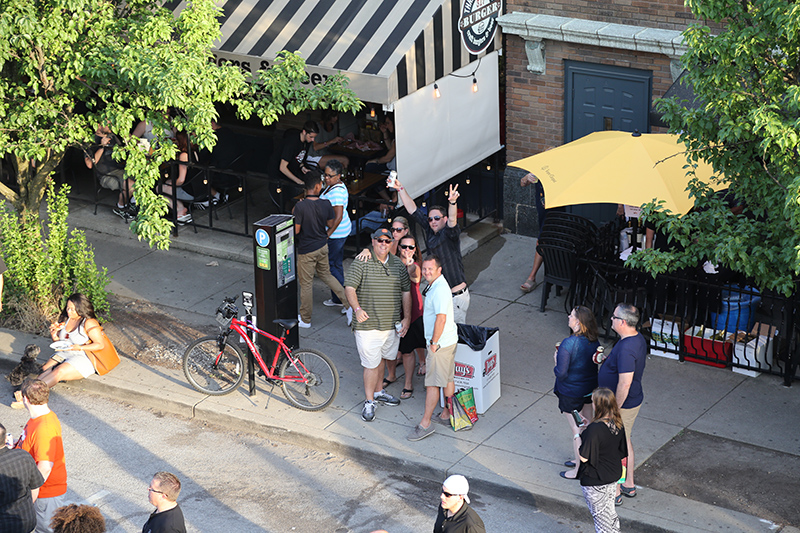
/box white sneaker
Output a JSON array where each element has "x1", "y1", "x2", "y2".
[
  {"x1": 361, "y1": 400, "x2": 376, "y2": 422},
  {"x1": 297, "y1": 315, "x2": 311, "y2": 329},
  {"x1": 323, "y1": 299, "x2": 343, "y2": 307},
  {"x1": 345, "y1": 307, "x2": 353, "y2": 326}
]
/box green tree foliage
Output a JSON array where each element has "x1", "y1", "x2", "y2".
[
  {"x1": 628, "y1": 0, "x2": 800, "y2": 295},
  {"x1": 0, "y1": 0, "x2": 361, "y2": 247},
  {"x1": 0, "y1": 182, "x2": 110, "y2": 329}
]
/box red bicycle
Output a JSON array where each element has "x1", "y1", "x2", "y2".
[{"x1": 182, "y1": 292, "x2": 339, "y2": 411}]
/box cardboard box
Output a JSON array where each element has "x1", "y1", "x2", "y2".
[
  {"x1": 453, "y1": 330, "x2": 500, "y2": 414},
  {"x1": 683, "y1": 326, "x2": 732, "y2": 368},
  {"x1": 731, "y1": 323, "x2": 778, "y2": 377},
  {"x1": 649, "y1": 315, "x2": 686, "y2": 360}
]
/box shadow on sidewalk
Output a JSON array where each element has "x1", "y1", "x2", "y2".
[{"x1": 636, "y1": 429, "x2": 800, "y2": 526}]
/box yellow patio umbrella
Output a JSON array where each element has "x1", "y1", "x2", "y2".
[{"x1": 510, "y1": 131, "x2": 725, "y2": 214}]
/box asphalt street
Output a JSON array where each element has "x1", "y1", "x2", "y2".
[{"x1": 1, "y1": 385, "x2": 596, "y2": 533}]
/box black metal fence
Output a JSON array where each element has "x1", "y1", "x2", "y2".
[{"x1": 574, "y1": 258, "x2": 800, "y2": 386}]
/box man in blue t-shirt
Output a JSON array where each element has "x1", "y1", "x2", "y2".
[{"x1": 598, "y1": 302, "x2": 647, "y2": 503}]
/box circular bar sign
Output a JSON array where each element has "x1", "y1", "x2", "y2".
[{"x1": 459, "y1": 0, "x2": 503, "y2": 55}]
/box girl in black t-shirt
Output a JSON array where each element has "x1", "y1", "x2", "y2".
[{"x1": 578, "y1": 387, "x2": 628, "y2": 533}]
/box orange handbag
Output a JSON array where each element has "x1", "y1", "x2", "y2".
[{"x1": 86, "y1": 327, "x2": 120, "y2": 376}]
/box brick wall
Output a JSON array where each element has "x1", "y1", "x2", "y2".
[
  {"x1": 503, "y1": 36, "x2": 675, "y2": 235},
  {"x1": 506, "y1": 0, "x2": 699, "y2": 31}
]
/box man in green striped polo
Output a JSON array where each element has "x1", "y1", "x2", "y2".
[{"x1": 345, "y1": 227, "x2": 412, "y2": 422}]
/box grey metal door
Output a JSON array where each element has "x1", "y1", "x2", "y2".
[{"x1": 563, "y1": 61, "x2": 652, "y2": 224}]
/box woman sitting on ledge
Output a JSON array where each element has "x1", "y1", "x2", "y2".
[
  {"x1": 11, "y1": 294, "x2": 105, "y2": 408},
  {"x1": 41, "y1": 293, "x2": 106, "y2": 386}
]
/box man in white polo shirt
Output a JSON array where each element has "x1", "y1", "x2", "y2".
[{"x1": 407, "y1": 255, "x2": 458, "y2": 441}]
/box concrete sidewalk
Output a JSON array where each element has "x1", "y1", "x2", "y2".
[{"x1": 1, "y1": 199, "x2": 798, "y2": 532}]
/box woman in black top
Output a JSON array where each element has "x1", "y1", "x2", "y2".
[{"x1": 578, "y1": 388, "x2": 628, "y2": 533}]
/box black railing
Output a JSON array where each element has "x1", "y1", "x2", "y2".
[
  {"x1": 162, "y1": 155, "x2": 504, "y2": 238},
  {"x1": 574, "y1": 257, "x2": 799, "y2": 386}
]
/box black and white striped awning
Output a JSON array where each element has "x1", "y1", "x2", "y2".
[{"x1": 168, "y1": 0, "x2": 501, "y2": 104}]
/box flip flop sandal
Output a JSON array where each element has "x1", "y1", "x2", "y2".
[
  {"x1": 615, "y1": 495, "x2": 623, "y2": 506},
  {"x1": 400, "y1": 388, "x2": 413, "y2": 400},
  {"x1": 620, "y1": 485, "x2": 637, "y2": 498},
  {"x1": 382, "y1": 378, "x2": 396, "y2": 388}
]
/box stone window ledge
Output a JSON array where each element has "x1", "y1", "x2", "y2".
[{"x1": 498, "y1": 12, "x2": 686, "y2": 75}]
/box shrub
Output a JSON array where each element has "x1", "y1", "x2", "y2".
[{"x1": 0, "y1": 181, "x2": 109, "y2": 333}]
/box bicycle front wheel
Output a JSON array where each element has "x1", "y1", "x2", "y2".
[
  {"x1": 183, "y1": 336, "x2": 246, "y2": 395},
  {"x1": 279, "y1": 349, "x2": 339, "y2": 411}
]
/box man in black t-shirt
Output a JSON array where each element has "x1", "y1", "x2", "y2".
[
  {"x1": 280, "y1": 121, "x2": 319, "y2": 185},
  {"x1": 142, "y1": 472, "x2": 186, "y2": 533},
  {"x1": 293, "y1": 171, "x2": 350, "y2": 328}
]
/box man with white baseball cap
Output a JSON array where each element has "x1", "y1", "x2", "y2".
[{"x1": 433, "y1": 474, "x2": 485, "y2": 533}]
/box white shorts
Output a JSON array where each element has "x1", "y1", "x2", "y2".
[
  {"x1": 59, "y1": 350, "x2": 96, "y2": 378},
  {"x1": 354, "y1": 329, "x2": 401, "y2": 369}
]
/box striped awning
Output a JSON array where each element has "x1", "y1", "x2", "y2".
[{"x1": 167, "y1": 0, "x2": 501, "y2": 104}]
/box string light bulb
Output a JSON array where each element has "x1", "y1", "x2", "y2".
[
  {"x1": 370, "y1": 107, "x2": 376, "y2": 118},
  {"x1": 434, "y1": 84, "x2": 440, "y2": 99},
  {"x1": 466, "y1": 178, "x2": 471, "y2": 185},
  {"x1": 472, "y1": 77, "x2": 478, "y2": 93},
  {"x1": 276, "y1": 187, "x2": 282, "y2": 194}
]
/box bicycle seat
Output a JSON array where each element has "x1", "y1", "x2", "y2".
[{"x1": 273, "y1": 318, "x2": 298, "y2": 331}]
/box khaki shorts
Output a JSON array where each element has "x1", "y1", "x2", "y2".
[
  {"x1": 424, "y1": 342, "x2": 456, "y2": 388},
  {"x1": 620, "y1": 404, "x2": 641, "y2": 438},
  {"x1": 354, "y1": 329, "x2": 400, "y2": 369}
]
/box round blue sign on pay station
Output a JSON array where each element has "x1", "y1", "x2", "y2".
[{"x1": 255, "y1": 229, "x2": 270, "y2": 248}]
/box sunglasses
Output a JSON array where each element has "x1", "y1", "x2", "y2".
[
  {"x1": 375, "y1": 238, "x2": 392, "y2": 244},
  {"x1": 441, "y1": 490, "x2": 455, "y2": 498},
  {"x1": 428, "y1": 215, "x2": 444, "y2": 222},
  {"x1": 324, "y1": 172, "x2": 339, "y2": 178},
  {"x1": 391, "y1": 227, "x2": 405, "y2": 232},
  {"x1": 399, "y1": 244, "x2": 416, "y2": 250},
  {"x1": 148, "y1": 488, "x2": 164, "y2": 494}
]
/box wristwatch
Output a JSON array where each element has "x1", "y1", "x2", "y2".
[{"x1": 430, "y1": 342, "x2": 440, "y2": 350}]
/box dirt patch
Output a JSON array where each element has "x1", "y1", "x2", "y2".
[
  {"x1": 636, "y1": 429, "x2": 800, "y2": 526},
  {"x1": 103, "y1": 294, "x2": 212, "y2": 370}
]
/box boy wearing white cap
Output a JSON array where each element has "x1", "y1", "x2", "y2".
[{"x1": 434, "y1": 475, "x2": 485, "y2": 533}]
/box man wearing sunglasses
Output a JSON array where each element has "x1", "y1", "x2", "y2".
[
  {"x1": 394, "y1": 180, "x2": 470, "y2": 323},
  {"x1": 598, "y1": 303, "x2": 647, "y2": 505},
  {"x1": 345, "y1": 228, "x2": 411, "y2": 422},
  {"x1": 433, "y1": 475, "x2": 485, "y2": 533}
]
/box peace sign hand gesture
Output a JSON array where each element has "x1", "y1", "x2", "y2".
[{"x1": 448, "y1": 183, "x2": 460, "y2": 204}]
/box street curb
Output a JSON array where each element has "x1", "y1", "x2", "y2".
[
  {"x1": 0, "y1": 354, "x2": 787, "y2": 532},
  {"x1": 47, "y1": 365, "x2": 756, "y2": 533}
]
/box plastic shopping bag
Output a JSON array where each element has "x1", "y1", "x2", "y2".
[
  {"x1": 449, "y1": 396, "x2": 473, "y2": 432},
  {"x1": 455, "y1": 388, "x2": 479, "y2": 424}
]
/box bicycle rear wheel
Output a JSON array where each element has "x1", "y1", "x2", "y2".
[
  {"x1": 279, "y1": 349, "x2": 339, "y2": 411},
  {"x1": 183, "y1": 336, "x2": 246, "y2": 395}
]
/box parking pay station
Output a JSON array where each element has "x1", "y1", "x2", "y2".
[{"x1": 253, "y1": 214, "x2": 299, "y2": 352}]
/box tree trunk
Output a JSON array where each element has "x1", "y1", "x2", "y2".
[{"x1": 0, "y1": 150, "x2": 64, "y2": 214}]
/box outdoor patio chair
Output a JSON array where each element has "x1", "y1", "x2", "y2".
[
  {"x1": 586, "y1": 264, "x2": 650, "y2": 337},
  {"x1": 537, "y1": 241, "x2": 580, "y2": 312}
]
